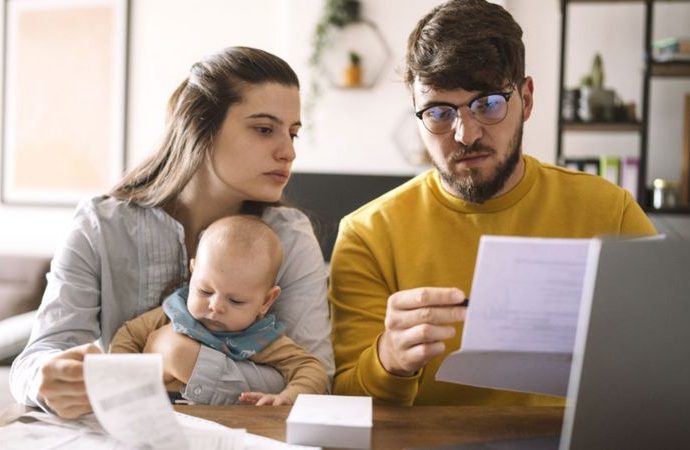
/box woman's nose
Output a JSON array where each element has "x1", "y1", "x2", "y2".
[{"x1": 275, "y1": 136, "x2": 296, "y2": 162}]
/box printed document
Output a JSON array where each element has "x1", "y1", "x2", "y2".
[
  {"x1": 436, "y1": 235, "x2": 591, "y2": 396},
  {"x1": 84, "y1": 353, "x2": 188, "y2": 448},
  {"x1": 0, "y1": 353, "x2": 318, "y2": 449},
  {"x1": 0, "y1": 354, "x2": 242, "y2": 449}
]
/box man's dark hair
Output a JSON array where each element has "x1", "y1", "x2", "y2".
[{"x1": 405, "y1": 0, "x2": 524, "y2": 92}]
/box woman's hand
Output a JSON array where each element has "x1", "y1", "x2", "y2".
[
  {"x1": 143, "y1": 323, "x2": 201, "y2": 384},
  {"x1": 239, "y1": 391, "x2": 293, "y2": 406},
  {"x1": 38, "y1": 343, "x2": 102, "y2": 419}
]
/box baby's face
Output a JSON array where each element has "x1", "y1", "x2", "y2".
[{"x1": 187, "y1": 247, "x2": 273, "y2": 333}]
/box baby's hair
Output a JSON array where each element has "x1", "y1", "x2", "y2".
[
  {"x1": 158, "y1": 216, "x2": 282, "y2": 303},
  {"x1": 197, "y1": 215, "x2": 284, "y2": 283}
]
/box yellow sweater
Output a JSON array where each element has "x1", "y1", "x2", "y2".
[
  {"x1": 329, "y1": 155, "x2": 656, "y2": 406},
  {"x1": 110, "y1": 306, "x2": 329, "y2": 403}
]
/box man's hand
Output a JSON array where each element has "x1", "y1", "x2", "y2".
[
  {"x1": 38, "y1": 343, "x2": 102, "y2": 419},
  {"x1": 378, "y1": 287, "x2": 467, "y2": 377},
  {"x1": 239, "y1": 391, "x2": 293, "y2": 406},
  {"x1": 143, "y1": 323, "x2": 201, "y2": 384}
]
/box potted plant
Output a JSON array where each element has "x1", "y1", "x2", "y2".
[
  {"x1": 343, "y1": 51, "x2": 362, "y2": 87},
  {"x1": 310, "y1": 0, "x2": 361, "y2": 70},
  {"x1": 306, "y1": 0, "x2": 362, "y2": 117},
  {"x1": 579, "y1": 53, "x2": 614, "y2": 122}
]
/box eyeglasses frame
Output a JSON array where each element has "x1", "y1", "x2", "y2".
[{"x1": 414, "y1": 89, "x2": 516, "y2": 135}]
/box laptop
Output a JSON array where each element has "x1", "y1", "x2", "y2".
[
  {"x1": 413, "y1": 238, "x2": 690, "y2": 449},
  {"x1": 560, "y1": 237, "x2": 690, "y2": 449}
]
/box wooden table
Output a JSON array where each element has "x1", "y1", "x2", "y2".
[{"x1": 174, "y1": 404, "x2": 564, "y2": 449}]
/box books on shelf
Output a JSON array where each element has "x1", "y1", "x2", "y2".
[
  {"x1": 599, "y1": 156, "x2": 620, "y2": 185},
  {"x1": 621, "y1": 157, "x2": 639, "y2": 200},
  {"x1": 563, "y1": 157, "x2": 599, "y2": 176},
  {"x1": 562, "y1": 156, "x2": 639, "y2": 199},
  {"x1": 652, "y1": 37, "x2": 690, "y2": 62}
]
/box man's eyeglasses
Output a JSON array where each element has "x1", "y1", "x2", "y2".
[{"x1": 414, "y1": 90, "x2": 514, "y2": 135}]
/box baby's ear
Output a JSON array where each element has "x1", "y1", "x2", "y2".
[
  {"x1": 260, "y1": 286, "x2": 281, "y2": 316},
  {"x1": 189, "y1": 258, "x2": 196, "y2": 273}
]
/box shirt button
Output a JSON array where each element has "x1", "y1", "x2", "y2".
[{"x1": 193, "y1": 386, "x2": 202, "y2": 396}]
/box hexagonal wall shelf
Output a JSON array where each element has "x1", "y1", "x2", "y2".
[
  {"x1": 392, "y1": 110, "x2": 431, "y2": 167},
  {"x1": 319, "y1": 20, "x2": 391, "y2": 90}
]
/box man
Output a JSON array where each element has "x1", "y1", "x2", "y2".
[{"x1": 328, "y1": 0, "x2": 655, "y2": 406}]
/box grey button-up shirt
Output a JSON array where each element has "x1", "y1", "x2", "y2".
[{"x1": 10, "y1": 196, "x2": 334, "y2": 406}]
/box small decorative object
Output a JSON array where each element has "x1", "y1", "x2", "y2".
[
  {"x1": 343, "y1": 51, "x2": 362, "y2": 87},
  {"x1": 578, "y1": 53, "x2": 615, "y2": 122},
  {"x1": 652, "y1": 178, "x2": 678, "y2": 210},
  {"x1": 561, "y1": 88, "x2": 581, "y2": 122},
  {"x1": 590, "y1": 53, "x2": 604, "y2": 89},
  {"x1": 624, "y1": 102, "x2": 637, "y2": 122},
  {"x1": 611, "y1": 94, "x2": 634, "y2": 122},
  {"x1": 578, "y1": 75, "x2": 594, "y2": 122}
]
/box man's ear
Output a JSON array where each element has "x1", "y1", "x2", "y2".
[
  {"x1": 259, "y1": 286, "x2": 281, "y2": 317},
  {"x1": 520, "y1": 76, "x2": 534, "y2": 122}
]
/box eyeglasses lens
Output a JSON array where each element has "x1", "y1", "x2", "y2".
[
  {"x1": 421, "y1": 93, "x2": 509, "y2": 134},
  {"x1": 471, "y1": 94, "x2": 508, "y2": 123}
]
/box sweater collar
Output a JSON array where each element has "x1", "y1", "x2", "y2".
[{"x1": 426, "y1": 154, "x2": 537, "y2": 213}]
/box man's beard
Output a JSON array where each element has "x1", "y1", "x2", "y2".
[{"x1": 432, "y1": 123, "x2": 523, "y2": 204}]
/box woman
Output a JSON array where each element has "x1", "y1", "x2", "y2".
[{"x1": 10, "y1": 47, "x2": 334, "y2": 418}]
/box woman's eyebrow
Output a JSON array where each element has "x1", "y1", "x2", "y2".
[{"x1": 245, "y1": 113, "x2": 302, "y2": 128}]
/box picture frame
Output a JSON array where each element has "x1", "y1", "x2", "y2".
[{"x1": 1, "y1": 0, "x2": 129, "y2": 206}]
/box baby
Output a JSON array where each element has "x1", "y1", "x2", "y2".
[{"x1": 110, "y1": 215, "x2": 329, "y2": 405}]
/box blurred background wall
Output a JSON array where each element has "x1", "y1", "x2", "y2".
[{"x1": 0, "y1": 0, "x2": 688, "y2": 255}]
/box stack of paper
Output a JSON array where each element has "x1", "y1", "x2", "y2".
[{"x1": 287, "y1": 395, "x2": 372, "y2": 449}]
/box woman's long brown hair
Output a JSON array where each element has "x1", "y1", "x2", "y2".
[{"x1": 110, "y1": 47, "x2": 299, "y2": 215}]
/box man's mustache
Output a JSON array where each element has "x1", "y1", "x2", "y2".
[{"x1": 450, "y1": 143, "x2": 496, "y2": 162}]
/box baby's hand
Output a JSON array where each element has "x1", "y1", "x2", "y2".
[{"x1": 239, "y1": 391, "x2": 292, "y2": 406}]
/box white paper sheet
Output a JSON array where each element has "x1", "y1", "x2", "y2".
[
  {"x1": 0, "y1": 408, "x2": 315, "y2": 450},
  {"x1": 176, "y1": 412, "x2": 320, "y2": 450},
  {"x1": 0, "y1": 411, "x2": 133, "y2": 449},
  {"x1": 436, "y1": 236, "x2": 591, "y2": 396},
  {"x1": 0, "y1": 421, "x2": 94, "y2": 450},
  {"x1": 0, "y1": 354, "x2": 313, "y2": 449},
  {"x1": 84, "y1": 353, "x2": 190, "y2": 448}
]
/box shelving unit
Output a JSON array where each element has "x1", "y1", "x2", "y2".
[
  {"x1": 556, "y1": 0, "x2": 690, "y2": 212},
  {"x1": 561, "y1": 122, "x2": 644, "y2": 132}
]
